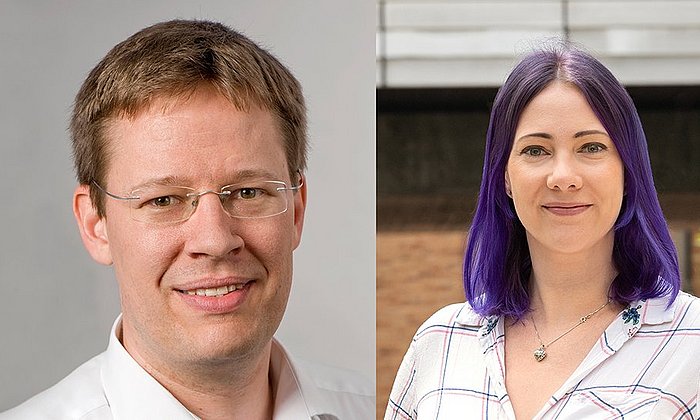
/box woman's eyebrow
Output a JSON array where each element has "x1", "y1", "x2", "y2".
[
  {"x1": 516, "y1": 130, "x2": 609, "y2": 143},
  {"x1": 574, "y1": 130, "x2": 609, "y2": 138},
  {"x1": 516, "y1": 132, "x2": 552, "y2": 142}
]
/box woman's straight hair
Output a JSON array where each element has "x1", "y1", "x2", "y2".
[{"x1": 463, "y1": 44, "x2": 681, "y2": 319}]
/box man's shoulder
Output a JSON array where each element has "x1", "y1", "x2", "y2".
[
  {"x1": 295, "y1": 356, "x2": 374, "y2": 398},
  {"x1": 277, "y1": 342, "x2": 374, "y2": 420},
  {"x1": 296, "y1": 359, "x2": 375, "y2": 420},
  {"x1": 0, "y1": 353, "x2": 110, "y2": 420}
]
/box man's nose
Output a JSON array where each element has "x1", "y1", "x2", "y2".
[
  {"x1": 183, "y1": 192, "x2": 244, "y2": 258},
  {"x1": 546, "y1": 154, "x2": 583, "y2": 191}
]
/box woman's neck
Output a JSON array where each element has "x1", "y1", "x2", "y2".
[{"x1": 526, "y1": 231, "x2": 618, "y2": 325}]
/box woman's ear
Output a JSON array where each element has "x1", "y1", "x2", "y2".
[
  {"x1": 505, "y1": 170, "x2": 513, "y2": 198},
  {"x1": 73, "y1": 184, "x2": 113, "y2": 265}
]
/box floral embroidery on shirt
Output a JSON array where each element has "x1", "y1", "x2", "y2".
[
  {"x1": 622, "y1": 304, "x2": 642, "y2": 325},
  {"x1": 482, "y1": 317, "x2": 498, "y2": 336}
]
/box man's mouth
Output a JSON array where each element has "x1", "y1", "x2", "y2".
[
  {"x1": 175, "y1": 279, "x2": 254, "y2": 313},
  {"x1": 177, "y1": 282, "x2": 250, "y2": 297}
]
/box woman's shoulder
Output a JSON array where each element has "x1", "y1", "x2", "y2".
[
  {"x1": 399, "y1": 302, "x2": 494, "y2": 388},
  {"x1": 629, "y1": 291, "x2": 700, "y2": 337},
  {"x1": 673, "y1": 291, "x2": 700, "y2": 323},
  {"x1": 412, "y1": 301, "x2": 489, "y2": 342}
]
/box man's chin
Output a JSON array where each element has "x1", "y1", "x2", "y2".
[
  {"x1": 169, "y1": 335, "x2": 274, "y2": 378},
  {"x1": 175, "y1": 322, "x2": 276, "y2": 364}
]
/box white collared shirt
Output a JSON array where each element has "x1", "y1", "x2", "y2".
[
  {"x1": 386, "y1": 292, "x2": 700, "y2": 419},
  {"x1": 2, "y1": 316, "x2": 374, "y2": 420}
]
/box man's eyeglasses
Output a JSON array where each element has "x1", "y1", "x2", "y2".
[{"x1": 92, "y1": 177, "x2": 303, "y2": 224}]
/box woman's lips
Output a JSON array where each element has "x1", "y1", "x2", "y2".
[{"x1": 542, "y1": 204, "x2": 592, "y2": 216}]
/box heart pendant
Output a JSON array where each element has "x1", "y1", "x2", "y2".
[{"x1": 534, "y1": 346, "x2": 546, "y2": 362}]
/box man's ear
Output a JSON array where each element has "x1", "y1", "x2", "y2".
[
  {"x1": 73, "y1": 185, "x2": 113, "y2": 265},
  {"x1": 292, "y1": 175, "x2": 307, "y2": 250}
]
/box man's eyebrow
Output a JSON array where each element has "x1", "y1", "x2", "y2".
[
  {"x1": 129, "y1": 169, "x2": 286, "y2": 191},
  {"x1": 231, "y1": 168, "x2": 284, "y2": 182},
  {"x1": 574, "y1": 130, "x2": 609, "y2": 138},
  {"x1": 130, "y1": 176, "x2": 190, "y2": 190}
]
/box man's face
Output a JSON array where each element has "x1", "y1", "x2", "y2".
[{"x1": 80, "y1": 87, "x2": 305, "y2": 370}]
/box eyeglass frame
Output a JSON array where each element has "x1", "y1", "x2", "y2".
[{"x1": 91, "y1": 171, "x2": 304, "y2": 223}]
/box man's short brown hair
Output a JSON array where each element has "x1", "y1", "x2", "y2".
[{"x1": 71, "y1": 19, "x2": 307, "y2": 216}]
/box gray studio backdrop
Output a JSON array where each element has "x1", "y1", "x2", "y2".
[{"x1": 0, "y1": 1, "x2": 375, "y2": 410}]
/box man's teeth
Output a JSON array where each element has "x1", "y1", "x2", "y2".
[{"x1": 185, "y1": 284, "x2": 245, "y2": 297}]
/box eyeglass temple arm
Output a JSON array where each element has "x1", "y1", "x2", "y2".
[
  {"x1": 91, "y1": 181, "x2": 139, "y2": 201},
  {"x1": 290, "y1": 170, "x2": 304, "y2": 191}
]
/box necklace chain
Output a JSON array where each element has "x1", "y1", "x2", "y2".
[{"x1": 531, "y1": 299, "x2": 611, "y2": 362}]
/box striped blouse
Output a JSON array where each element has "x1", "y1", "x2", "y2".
[{"x1": 386, "y1": 292, "x2": 700, "y2": 419}]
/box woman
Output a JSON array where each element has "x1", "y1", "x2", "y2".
[{"x1": 385, "y1": 45, "x2": 700, "y2": 419}]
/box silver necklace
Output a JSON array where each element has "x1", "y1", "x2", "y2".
[{"x1": 531, "y1": 299, "x2": 611, "y2": 362}]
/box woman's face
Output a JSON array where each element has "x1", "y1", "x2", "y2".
[{"x1": 505, "y1": 81, "x2": 624, "y2": 255}]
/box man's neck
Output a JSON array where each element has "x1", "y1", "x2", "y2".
[
  {"x1": 170, "y1": 347, "x2": 274, "y2": 420},
  {"x1": 122, "y1": 329, "x2": 275, "y2": 420}
]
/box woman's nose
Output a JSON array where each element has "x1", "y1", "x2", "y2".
[{"x1": 546, "y1": 155, "x2": 583, "y2": 191}]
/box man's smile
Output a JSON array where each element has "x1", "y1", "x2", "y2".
[
  {"x1": 178, "y1": 282, "x2": 250, "y2": 297},
  {"x1": 175, "y1": 280, "x2": 255, "y2": 314}
]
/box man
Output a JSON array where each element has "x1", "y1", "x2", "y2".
[{"x1": 2, "y1": 20, "x2": 373, "y2": 419}]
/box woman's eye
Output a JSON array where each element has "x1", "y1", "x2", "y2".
[
  {"x1": 521, "y1": 146, "x2": 547, "y2": 157},
  {"x1": 582, "y1": 143, "x2": 607, "y2": 153}
]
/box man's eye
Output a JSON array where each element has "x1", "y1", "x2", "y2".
[
  {"x1": 149, "y1": 196, "x2": 177, "y2": 207},
  {"x1": 238, "y1": 188, "x2": 261, "y2": 199}
]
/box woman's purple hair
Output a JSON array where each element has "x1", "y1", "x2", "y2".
[{"x1": 463, "y1": 45, "x2": 680, "y2": 319}]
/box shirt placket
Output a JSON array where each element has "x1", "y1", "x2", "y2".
[
  {"x1": 533, "y1": 306, "x2": 642, "y2": 419},
  {"x1": 479, "y1": 316, "x2": 518, "y2": 420}
]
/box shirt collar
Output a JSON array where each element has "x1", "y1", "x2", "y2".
[
  {"x1": 635, "y1": 294, "x2": 676, "y2": 325},
  {"x1": 101, "y1": 315, "x2": 329, "y2": 420},
  {"x1": 101, "y1": 316, "x2": 196, "y2": 420},
  {"x1": 454, "y1": 302, "x2": 487, "y2": 326},
  {"x1": 606, "y1": 294, "x2": 676, "y2": 350},
  {"x1": 456, "y1": 294, "x2": 680, "y2": 360},
  {"x1": 269, "y1": 339, "x2": 341, "y2": 419},
  {"x1": 454, "y1": 294, "x2": 677, "y2": 329}
]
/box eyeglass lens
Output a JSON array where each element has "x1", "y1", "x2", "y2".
[{"x1": 127, "y1": 181, "x2": 291, "y2": 223}]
